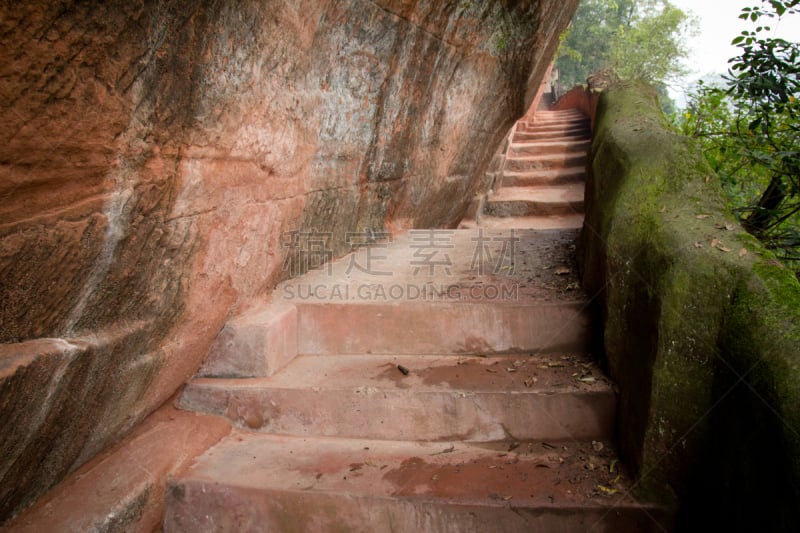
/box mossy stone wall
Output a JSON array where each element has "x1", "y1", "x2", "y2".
[{"x1": 580, "y1": 81, "x2": 800, "y2": 531}]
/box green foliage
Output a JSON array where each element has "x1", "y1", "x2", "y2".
[
  {"x1": 676, "y1": 1, "x2": 800, "y2": 274},
  {"x1": 556, "y1": 0, "x2": 695, "y2": 92}
]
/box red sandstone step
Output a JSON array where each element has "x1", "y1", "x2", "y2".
[
  {"x1": 486, "y1": 185, "x2": 584, "y2": 217},
  {"x1": 516, "y1": 124, "x2": 588, "y2": 135},
  {"x1": 502, "y1": 167, "x2": 586, "y2": 187},
  {"x1": 296, "y1": 301, "x2": 592, "y2": 356},
  {"x1": 509, "y1": 140, "x2": 590, "y2": 157},
  {"x1": 521, "y1": 112, "x2": 585, "y2": 123},
  {"x1": 473, "y1": 214, "x2": 585, "y2": 230},
  {"x1": 180, "y1": 353, "x2": 615, "y2": 442},
  {"x1": 517, "y1": 119, "x2": 588, "y2": 132},
  {"x1": 504, "y1": 152, "x2": 587, "y2": 172},
  {"x1": 201, "y1": 229, "x2": 592, "y2": 377},
  {"x1": 164, "y1": 434, "x2": 673, "y2": 532},
  {"x1": 200, "y1": 301, "x2": 592, "y2": 378},
  {"x1": 512, "y1": 130, "x2": 589, "y2": 142}
]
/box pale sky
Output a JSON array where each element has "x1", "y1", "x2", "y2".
[{"x1": 668, "y1": 0, "x2": 800, "y2": 105}]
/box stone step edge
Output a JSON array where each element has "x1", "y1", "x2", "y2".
[
  {"x1": 164, "y1": 433, "x2": 675, "y2": 532},
  {"x1": 185, "y1": 353, "x2": 612, "y2": 394},
  {"x1": 505, "y1": 152, "x2": 588, "y2": 162},
  {"x1": 502, "y1": 169, "x2": 586, "y2": 186},
  {"x1": 200, "y1": 300, "x2": 592, "y2": 379},
  {"x1": 179, "y1": 381, "x2": 615, "y2": 441},
  {"x1": 465, "y1": 214, "x2": 585, "y2": 231}
]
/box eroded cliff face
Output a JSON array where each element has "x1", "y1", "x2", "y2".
[{"x1": 0, "y1": 0, "x2": 577, "y2": 520}]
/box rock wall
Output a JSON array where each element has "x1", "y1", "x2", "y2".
[
  {"x1": 0, "y1": 0, "x2": 578, "y2": 521},
  {"x1": 580, "y1": 82, "x2": 800, "y2": 531}
]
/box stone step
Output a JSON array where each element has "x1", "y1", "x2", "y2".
[
  {"x1": 296, "y1": 301, "x2": 592, "y2": 356},
  {"x1": 180, "y1": 353, "x2": 615, "y2": 442},
  {"x1": 516, "y1": 125, "x2": 589, "y2": 137},
  {"x1": 469, "y1": 214, "x2": 585, "y2": 231},
  {"x1": 502, "y1": 167, "x2": 586, "y2": 187},
  {"x1": 200, "y1": 229, "x2": 591, "y2": 377},
  {"x1": 517, "y1": 119, "x2": 588, "y2": 132},
  {"x1": 533, "y1": 109, "x2": 584, "y2": 117},
  {"x1": 522, "y1": 112, "x2": 586, "y2": 122},
  {"x1": 513, "y1": 129, "x2": 589, "y2": 142},
  {"x1": 516, "y1": 124, "x2": 587, "y2": 134},
  {"x1": 509, "y1": 140, "x2": 590, "y2": 157},
  {"x1": 486, "y1": 185, "x2": 584, "y2": 218},
  {"x1": 504, "y1": 152, "x2": 587, "y2": 172},
  {"x1": 164, "y1": 434, "x2": 674, "y2": 532}
]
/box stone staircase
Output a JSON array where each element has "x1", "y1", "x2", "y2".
[
  {"x1": 462, "y1": 108, "x2": 591, "y2": 231},
  {"x1": 164, "y1": 108, "x2": 672, "y2": 531}
]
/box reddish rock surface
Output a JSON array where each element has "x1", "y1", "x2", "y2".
[
  {"x1": 0, "y1": 0, "x2": 578, "y2": 521},
  {"x1": 4, "y1": 403, "x2": 231, "y2": 532}
]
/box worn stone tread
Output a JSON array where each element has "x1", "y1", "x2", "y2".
[
  {"x1": 464, "y1": 214, "x2": 585, "y2": 230},
  {"x1": 502, "y1": 167, "x2": 586, "y2": 187},
  {"x1": 164, "y1": 433, "x2": 673, "y2": 532},
  {"x1": 180, "y1": 352, "x2": 615, "y2": 441}
]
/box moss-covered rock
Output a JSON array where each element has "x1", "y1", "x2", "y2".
[{"x1": 580, "y1": 81, "x2": 800, "y2": 531}]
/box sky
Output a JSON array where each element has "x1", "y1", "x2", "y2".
[{"x1": 667, "y1": 0, "x2": 800, "y2": 106}]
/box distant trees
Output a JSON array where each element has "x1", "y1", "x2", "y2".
[
  {"x1": 555, "y1": 0, "x2": 695, "y2": 108},
  {"x1": 678, "y1": 0, "x2": 800, "y2": 272}
]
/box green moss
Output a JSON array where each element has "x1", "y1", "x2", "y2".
[{"x1": 581, "y1": 81, "x2": 800, "y2": 530}]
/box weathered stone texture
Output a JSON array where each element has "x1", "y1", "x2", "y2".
[
  {"x1": 0, "y1": 0, "x2": 578, "y2": 521},
  {"x1": 580, "y1": 82, "x2": 800, "y2": 532}
]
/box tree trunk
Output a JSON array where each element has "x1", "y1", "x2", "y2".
[{"x1": 742, "y1": 174, "x2": 787, "y2": 236}]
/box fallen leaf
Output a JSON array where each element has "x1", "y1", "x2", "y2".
[
  {"x1": 711, "y1": 238, "x2": 720, "y2": 248},
  {"x1": 739, "y1": 248, "x2": 748, "y2": 257},
  {"x1": 578, "y1": 376, "x2": 596, "y2": 383},
  {"x1": 725, "y1": 223, "x2": 736, "y2": 231},
  {"x1": 660, "y1": 206, "x2": 667, "y2": 213},
  {"x1": 694, "y1": 241, "x2": 703, "y2": 248},
  {"x1": 714, "y1": 223, "x2": 725, "y2": 229},
  {"x1": 696, "y1": 214, "x2": 711, "y2": 219},
  {"x1": 597, "y1": 485, "x2": 618, "y2": 495},
  {"x1": 554, "y1": 266, "x2": 571, "y2": 276},
  {"x1": 592, "y1": 441, "x2": 604, "y2": 452},
  {"x1": 486, "y1": 368, "x2": 498, "y2": 373},
  {"x1": 719, "y1": 246, "x2": 732, "y2": 253},
  {"x1": 705, "y1": 175, "x2": 711, "y2": 183}
]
